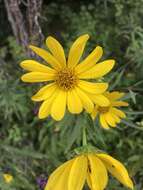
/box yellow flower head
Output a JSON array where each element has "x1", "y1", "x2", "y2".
[
  {"x1": 91, "y1": 91, "x2": 128, "y2": 129},
  {"x1": 20, "y1": 34, "x2": 115, "y2": 121},
  {"x1": 3, "y1": 173, "x2": 13, "y2": 184},
  {"x1": 44, "y1": 153, "x2": 133, "y2": 190}
]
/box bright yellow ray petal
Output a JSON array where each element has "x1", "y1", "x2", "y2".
[
  {"x1": 45, "y1": 158, "x2": 74, "y2": 190},
  {"x1": 86, "y1": 172, "x2": 92, "y2": 189},
  {"x1": 76, "y1": 46, "x2": 103, "y2": 73},
  {"x1": 67, "y1": 90, "x2": 83, "y2": 113},
  {"x1": 79, "y1": 59, "x2": 115, "y2": 79},
  {"x1": 78, "y1": 80, "x2": 108, "y2": 94},
  {"x1": 29, "y1": 45, "x2": 61, "y2": 69},
  {"x1": 68, "y1": 34, "x2": 89, "y2": 68},
  {"x1": 38, "y1": 89, "x2": 58, "y2": 119},
  {"x1": 109, "y1": 111, "x2": 121, "y2": 124},
  {"x1": 75, "y1": 87, "x2": 94, "y2": 113},
  {"x1": 51, "y1": 90, "x2": 67, "y2": 121},
  {"x1": 68, "y1": 155, "x2": 87, "y2": 190},
  {"x1": 100, "y1": 114, "x2": 110, "y2": 129},
  {"x1": 87, "y1": 154, "x2": 108, "y2": 190},
  {"x1": 112, "y1": 101, "x2": 129, "y2": 107},
  {"x1": 111, "y1": 107, "x2": 126, "y2": 118},
  {"x1": 46, "y1": 36, "x2": 66, "y2": 67},
  {"x1": 21, "y1": 72, "x2": 54, "y2": 83},
  {"x1": 20, "y1": 60, "x2": 55, "y2": 73},
  {"x1": 88, "y1": 94, "x2": 110, "y2": 107},
  {"x1": 104, "y1": 112, "x2": 116, "y2": 127},
  {"x1": 107, "y1": 91, "x2": 125, "y2": 100},
  {"x1": 31, "y1": 83, "x2": 57, "y2": 102},
  {"x1": 96, "y1": 154, "x2": 134, "y2": 189}
]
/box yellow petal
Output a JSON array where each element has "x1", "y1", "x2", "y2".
[
  {"x1": 112, "y1": 101, "x2": 129, "y2": 107},
  {"x1": 86, "y1": 172, "x2": 92, "y2": 189},
  {"x1": 51, "y1": 90, "x2": 67, "y2": 121},
  {"x1": 67, "y1": 90, "x2": 83, "y2": 113},
  {"x1": 3, "y1": 174, "x2": 13, "y2": 183},
  {"x1": 29, "y1": 45, "x2": 61, "y2": 69},
  {"x1": 111, "y1": 107, "x2": 126, "y2": 118},
  {"x1": 68, "y1": 34, "x2": 89, "y2": 68},
  {"x1": 38, "y1": 89, "x2": 58, "y2": 119},
  {"x1": 68, "y1": 155, "x2": 87, "y2": 190},
  {"x1": 79, "y1": 59, "x2": 115, "y2": 79},
  {"x1": 75, "y1": 87, "x2": 94, "y2": 113},
  {"x1": 99, "y1": 114, "x2": 110, "y2": 129},
  {"x1": 20, "y1": 60, "x2": 55, "y2": 73},
  {"x1": 87, "y1": 154, "x2": 108, "y2": 190},
  {"x1": 45, "y1": 158, "x2": 74, "y2": 190},
  {"x1": 91, "y1": 107, "x2": 98, "y2": 119},
  {"x1": 104, "y1": 112, "x2": 116, "y2": 127},
  {"x1": 46, "y1": 36, "x2": 66, "y2": 67},
  {"x1": 78, "y1": 80, "x2": 108, "y2": 94},
  {"x1": 107, "y1": 91, "x2": 125, "y2": 100},
  {"x1": 21, "y1": 72, "x2": 54, "y2": 83},
  {"x1": 76, "y1": 46, "x2": 103, "y2": 73},
  {"x1": 96, "y1": 154, "x2": 134, "y2": 189},
  {"x1": 88, "y1": 94, "x2": 110, "y2": 107},
  {"x1": 110, "y1": 111, "x2": 121, "y2": 123},
  {"x1": 32, "y1": 83, "x2": 57, "y2": 102}
]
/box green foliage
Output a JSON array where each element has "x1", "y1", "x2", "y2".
[{"x1": 0, "y1": 0, "x2": 143, "y2": 189}]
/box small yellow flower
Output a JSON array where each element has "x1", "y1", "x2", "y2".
[
  {"x1": 44, "y1": 153, "x2": 133, "y2": 190},
  {"x1": 20, "y1": 34, "x2": 115, "y2": 121},
  {"x1": 91, "y1": 91, "x2": 128, "y2": 129},
  {"x1": 3, "y1": 174, "x2": 13, "y2": 184}
]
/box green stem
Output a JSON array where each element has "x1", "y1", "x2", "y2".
[{"x1": 82, "y1": 126, "x2": 87, "y2": 146}]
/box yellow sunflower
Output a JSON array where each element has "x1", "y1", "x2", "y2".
[
  {"x1": 44, "y1": 153, "x2": 133, "y2": 190},
  {"x1": 20, "y1": 34, "x2": 115, "y2": 121},
  {"x1": 91, "y1": 91, "x2": 128, "y2": 129}
]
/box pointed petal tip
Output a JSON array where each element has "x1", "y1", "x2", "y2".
[
  {"x1": 46, "y1": 36, "x2": 55, "y2": 42},
  {"x1": 51, "y1": 114, "x2": 63, "y2": 121},
  {"x1": 82, "y1": 34, "x2": 90, "y2": 39},
  {"x1": 96, "y1": 45, "x2": 103, "y2": 51},
  {"x1": 38, "y1": 112, "x2": 46, "y2": 120},
  {"x1": 29, "y1": 44, "x2": 35, "y2": 49},
  {"x1": 128, "y1": 180, "x2": 134, "y2": 190},
  {"x1": 20, "y1": 60, "x2": 29, "y2": 69},
  {"x1": 31, "y1": 96, "x2": 41, "y2": 102},
  {"x1": 107, "y1": 59, "x2": 116, "y2": 68},
  {"x1": 123, "y1": 102, "x2": 129, "y2": 106},
  {"x1": 111, "y1": 59, "x2": 116, "y2": 66},
  {"x1": 21, "y1": 75, "x2": 25, "y2": 82},
  {"x1": 20, "y1": 61, "x2": 25, "y2": 68}
]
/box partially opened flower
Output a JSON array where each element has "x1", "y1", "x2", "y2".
[
  {"x1": 20, "y1": 34, "x2": 115, "y2": 121},
  {"x1": 91, "y1": 91, "x2": 128, "y2": 129},
  {"x1": 44, "y1": 153, "x2": 133, "y2": 190}
]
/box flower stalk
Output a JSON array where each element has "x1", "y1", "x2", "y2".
[{"x1": 82, "y1": 126, "x2": 87, "y2": 147}]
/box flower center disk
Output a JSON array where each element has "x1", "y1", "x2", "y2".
[
  {"x1": 55, "y1": 68, "x2": 77, "y2": 90},
  {"x1": 98, "y1": 106, "x2": 110, "y2": 113}
]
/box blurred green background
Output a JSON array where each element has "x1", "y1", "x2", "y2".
[{"x1": 0, "y1": 0, "x2": 143, "y2": 189}]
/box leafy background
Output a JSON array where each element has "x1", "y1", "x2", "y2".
[{"x1": 0, "y1": 0, "x2": 143, "y2": 189}]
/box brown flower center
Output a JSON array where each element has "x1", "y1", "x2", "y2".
[
  {"x1": 98, "y1": 106, "x2": 110, "y2": 113},
  {"x1": 55, "y1": 67, "x2": 77, "y2": 90}
]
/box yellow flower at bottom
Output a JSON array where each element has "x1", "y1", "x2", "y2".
[
  {"x1": 91, "y1": 91, "x2": 129, "y2": 129},
  {"x1": 44, "y1": 153, "x2": 133, "y2": 190},
  {"x1": 3, "y1": 174, "x2": 13, "y2": 184},
  {"x1": 20, "y1": 34, "x2": 115, "y2": 121}
]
